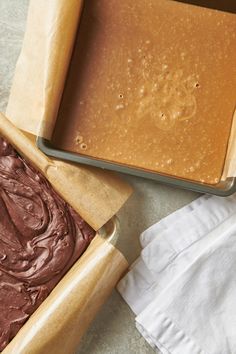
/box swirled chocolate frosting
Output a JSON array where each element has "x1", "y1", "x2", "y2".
[{"x1": 0, "y1": 137, "x2": 95, "y2": 351}]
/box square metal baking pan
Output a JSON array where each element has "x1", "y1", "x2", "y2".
[{"x1": 37, "y1": 0, "x2": 236, "y2": 197}]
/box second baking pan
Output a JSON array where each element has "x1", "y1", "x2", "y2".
[{"x1": 37, "y1": 0, "x2": 236, "y2": 196}]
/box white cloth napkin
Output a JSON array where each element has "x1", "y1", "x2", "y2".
[{"x1": 117, "y1": 194, "x2": 236, "y2": 354}]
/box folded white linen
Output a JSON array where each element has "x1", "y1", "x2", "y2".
[
  {"x1": 139, "y1": 195, "x2": 208, "y2": 248},
  {"x1": 117, "y1": 194, "x2": 236, "y2": 354}
]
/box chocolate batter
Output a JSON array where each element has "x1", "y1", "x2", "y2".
[{"x1": 0, "y1": 137, "x2": 95, "y2": 351}]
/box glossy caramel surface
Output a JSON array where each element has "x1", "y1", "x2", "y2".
[{"x1": 52, "y1": 0, "x2": 236, "y2": 184}]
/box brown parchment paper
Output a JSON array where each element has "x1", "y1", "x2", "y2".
[
  {"x1": 6, "y1": 0, "x2": 84, "y2": 139},
  {"x1": 222, "y1": 109, "x2": 236, "y2": 179},
  {"x1": 2, "y1": 235, "x2": 128, "y2": 354}
]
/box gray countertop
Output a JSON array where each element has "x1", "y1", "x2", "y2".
[{"x1": 0, "y1": 1, "x2": 199, "y2": 353}]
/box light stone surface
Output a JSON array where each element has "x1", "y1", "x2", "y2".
[{"x1": 0, "y1": 1, "x2": 199, "y2": 353}]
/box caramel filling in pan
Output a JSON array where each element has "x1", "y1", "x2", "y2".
[{"x1": 52, "y1": 0, "x2": 236, "y2": 184}]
